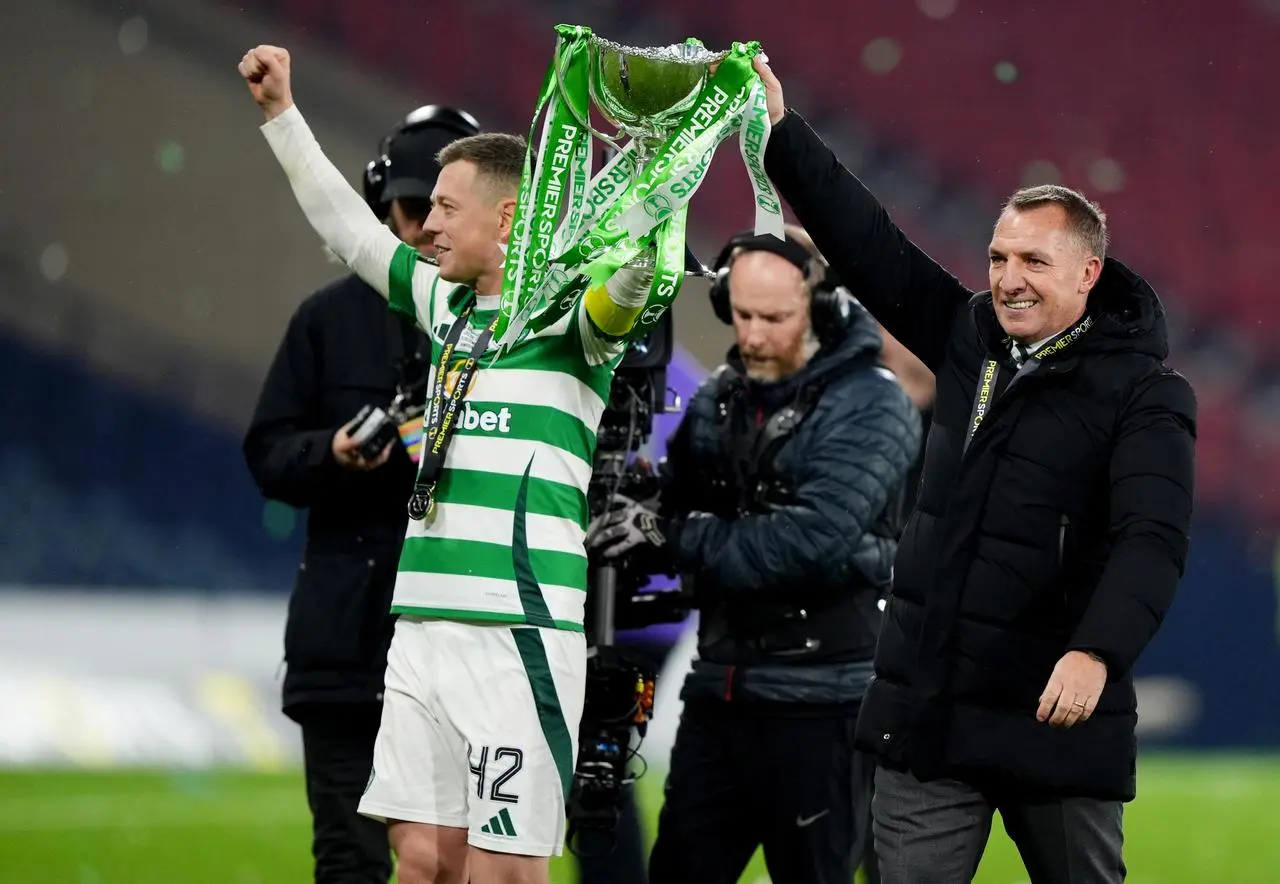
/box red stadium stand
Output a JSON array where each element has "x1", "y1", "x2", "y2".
[{"x1": 247, "y1": 0, "x2": 1277, "y2": 524}]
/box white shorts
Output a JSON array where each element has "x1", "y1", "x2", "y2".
[{"x1": 359, "y1": 617, "x2": 586, "y2": 857}]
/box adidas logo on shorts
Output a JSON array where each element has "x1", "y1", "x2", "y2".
[{"x1": 480, "y1": 807, "x2": 518, "y2": 837}]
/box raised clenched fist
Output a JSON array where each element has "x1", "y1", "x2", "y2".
[{"x1": 238, "y1": 44, "x2": 293, "y2": 120}]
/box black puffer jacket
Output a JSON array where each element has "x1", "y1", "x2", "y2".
[
  {"x1": 662, "y1": 301, "x2": 921, "y2": 705},
  {"x1": 765, "y1": 112, "x2": 1197, "y2": 799}
]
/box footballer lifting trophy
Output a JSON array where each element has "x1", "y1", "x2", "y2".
[{"x1": 494, "y1": 24, "x2": 784, "y2": 349}]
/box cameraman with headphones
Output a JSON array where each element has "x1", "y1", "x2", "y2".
[
  {"x1": 590, "y1": 225, "x2": 922, "y2": 884},
  {"x1": 243, "y1": 105, "x2": 479, "y2": 884}
]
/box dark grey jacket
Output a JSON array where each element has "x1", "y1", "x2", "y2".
[{"x1": 661, "y1": 301, "x2": 922, "y2": 705}]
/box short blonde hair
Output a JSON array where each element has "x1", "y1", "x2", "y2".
[{"x1": 436, "y1": 133, "x2": 525, "y2": 201}]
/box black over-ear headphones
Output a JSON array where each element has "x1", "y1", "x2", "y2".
[
  {"x1": 362, "y1": 105, "x2": 482, "y2": 220},
  {"x1": 708, "y1": 230, "x2": 849, "y2": 347}
]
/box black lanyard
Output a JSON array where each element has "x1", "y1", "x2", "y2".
[
  {"x1": 406, "y1": 301, "x2": 500, "y2": 522},
  {"x1": 963, "y1": 314, "x2": 1093, "y2": 455}
]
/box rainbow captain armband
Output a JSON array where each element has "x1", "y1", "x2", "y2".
[{"x1": 397, "y1": 413, "x2": 425, "y2": 464}]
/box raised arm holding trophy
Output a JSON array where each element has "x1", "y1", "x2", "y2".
[{"x1": 240, "y1": 24, "x2": 776, "y2": 884}]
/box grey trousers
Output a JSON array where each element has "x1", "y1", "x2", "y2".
[{"x1": 872, "y1": 766, "x2": 1126, "y2": 884}]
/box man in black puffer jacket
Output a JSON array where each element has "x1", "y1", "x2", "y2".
[
  {"x1": 753, "y1": 60, "x2": 1197, "y2": 884},
  {"x1": 590, "y1": 225, "x2": 921, "y2": 884}
]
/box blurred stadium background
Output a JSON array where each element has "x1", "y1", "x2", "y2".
[{"x1": 1, "y1": 0, "x2": 1278, "y2": 881}]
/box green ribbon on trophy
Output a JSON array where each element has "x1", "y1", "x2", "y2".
[{"x1": 495, "y1": 25, "x2": 785, "y2": 351}]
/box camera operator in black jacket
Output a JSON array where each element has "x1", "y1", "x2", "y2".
[
  {"x1": 589, "y1": 226, "x2": 921, "y2": 884},
  {"x1": 243, "y1": 105, "x2": 479, "y2": 884}
]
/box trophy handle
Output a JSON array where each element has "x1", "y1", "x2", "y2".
[{"x1": 553, "y1": 45, "x2": 624, "y2": 149}]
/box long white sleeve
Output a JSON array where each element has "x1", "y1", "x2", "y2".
[{"x1": 260, "y1": 105, "x2": 437, "y2": 327}]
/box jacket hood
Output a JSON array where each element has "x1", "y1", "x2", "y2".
[{"x1": 1085, "y1": 257, "x2": 1170, "y2": 360}]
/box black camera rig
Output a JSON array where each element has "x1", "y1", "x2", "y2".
[{"x1": 565, "y1": 303, "x2": 698, "y2": 855}]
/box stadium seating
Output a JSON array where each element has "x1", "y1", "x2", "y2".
[
  {"x1": 257, "y1": 0, "x2": 1277, "y2": 335},
  {"x1": 0, "y1": 327, "x2": 300, "y2": 590},
  {"x1": 215, "y1": 1, "x2": 1279, "y2": 528},
  {"x1": 269, "y1": 0, "x2": 551, "y2": 132},
  {"x1": 672, "y1": 0, "x2": 1278, "y2": 346}
]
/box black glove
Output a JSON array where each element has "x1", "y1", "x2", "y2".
[{"x1": 587, "y1": 495, "x2": 670, "y2": 563}]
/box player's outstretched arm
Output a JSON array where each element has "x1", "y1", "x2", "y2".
[{"x1": 238, "y1": 45, "x2": 435, "y2": 318}]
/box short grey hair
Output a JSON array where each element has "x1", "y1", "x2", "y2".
[{"x1": 1002, "y1": 184, "x2": 1109, "y2": 260}]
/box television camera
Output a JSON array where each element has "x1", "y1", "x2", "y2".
[{"x1": 565, "y1": 250, "x2": 708, "y2": 856}]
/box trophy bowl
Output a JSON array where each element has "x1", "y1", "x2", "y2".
[{"x1": 575, "y1": 36, "x2": 728, "y2": 152}]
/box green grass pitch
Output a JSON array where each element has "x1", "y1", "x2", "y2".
[{"x1": 0, "y1": 754, "x2": 1275, "y2": 883}]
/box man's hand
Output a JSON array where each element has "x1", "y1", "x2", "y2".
[
  {"x1": 331, "y1": 422, "x2": 392, "y2": 471},
  {"x1": 708, "y1": 52, "x2": 783, "y2": 127},
  {"x1": 238, "y1": 44, "x2": 294, "y2": 121},
  {"x1": 1036, "y1": 650, "x2": 1108, "y2": 728},
  {"x1": 753, "y1": 54, "x2": 785, "y2": 126},
  {"x1": 587, "y1": 495, "x2": 667, "y2": 560}
]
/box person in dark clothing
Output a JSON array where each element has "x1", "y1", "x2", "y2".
[
  {"x1": 879, "y1": 328, "x2": 935, "y2": 530},
  {"x1": 752, "y1": 59, "x2": 1197, "y2": 884},
  {"x1": 589, "y1": 225, "x2": 922, "y2": 884},
  {"x1": 243, "y1": 104, "x2": 479, "y2": 884},
  {"x1": 861, "y1": 328, "x2": 933, "y2": 884}
]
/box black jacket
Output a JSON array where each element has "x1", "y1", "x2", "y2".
[
  {"x1": 765, "y1": 112, "x2": 1197, "y2": 800},
  {"x1": 244, "y1": 274, "x2": 423, "y2": 714},
  {"x1": 661, "y1": 302, "x2": 921, "y2": 705}
]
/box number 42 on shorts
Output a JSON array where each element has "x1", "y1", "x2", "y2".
[{"x1": 470, "y1": 744, "x2": 524, "y2": 804}]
